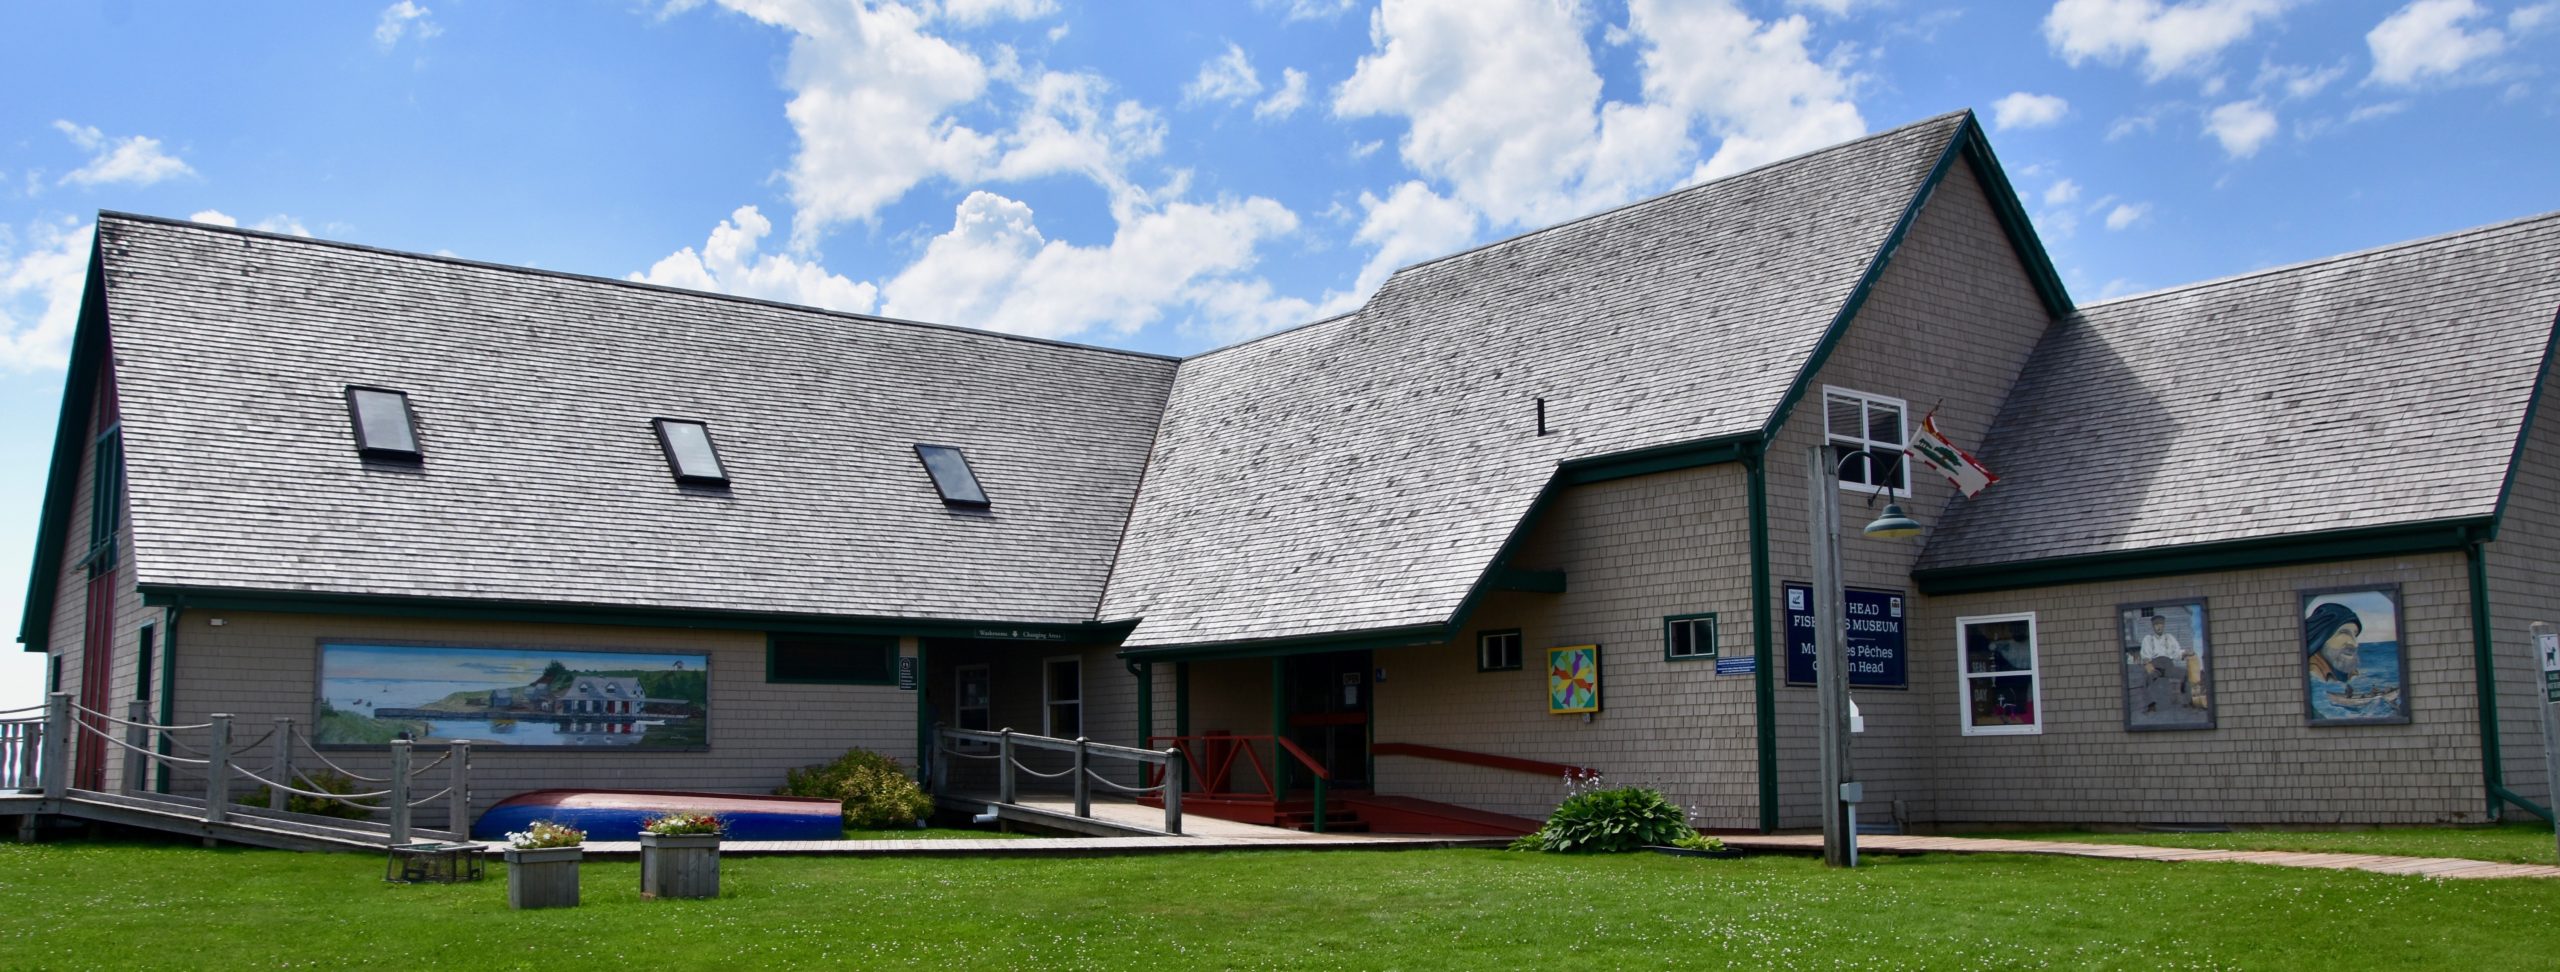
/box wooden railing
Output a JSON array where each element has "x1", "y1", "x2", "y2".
[
  {"x1": 0, "y1": 703, "x2": 43, "y2": 791},
  {"x1": 1146, "y1": 733, "x2": 1334, "y2": 833},
  {"x1": 934, "y1": 727, "x2": 1186, "y2": 835},
  {"x1": 1371, "y1": 742, "x2": 1592, "y2": 779}
]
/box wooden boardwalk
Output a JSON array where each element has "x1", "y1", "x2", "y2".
[{"x1": 1725, "y1": 833, "x2": 2560, "y2": 880}]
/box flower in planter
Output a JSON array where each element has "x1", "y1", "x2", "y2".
[
  {"x1": 507, "y1": 819, "x2": 586, "y2": 849},
  {"x1": 640, "y1": 810, "x2": 722, "y2": 837}
]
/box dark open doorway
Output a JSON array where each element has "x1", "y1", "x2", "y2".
[{"x1": 1283, "y1": 649, "x2": 1371, "y2": 789}]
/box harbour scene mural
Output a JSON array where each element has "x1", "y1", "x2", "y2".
[{"x1": 316, "y1": 643, "x2": 709, "y2": 748}]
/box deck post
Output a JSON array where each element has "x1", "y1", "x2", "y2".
[
  {"x1": 998, "y1": 729, "x2": 1016, "y2": 805},
  {"x1": 204, "y1": 713, "x2": 231, "y2": 824},
  {"x1": 1132, "y1": 661, "x2": 1152, "y2": 788},
  {"x1": 15, "y1": 720, "x2": 38, "y2": 794},
  {"x1": 1072, "y1": 736, "x2": 1091, "y2": 819},
  {"x1": 1312, "y1": 775, "x2": 1327, "y2": 834},
  {"x1": 387, "y1": 739, "x2": 412, "y2": 844},
  {"x1": 448, "y1": 740, "x2": 471, "y2": 836},
  {"x1": 122, "y1": 700, "x2": 149, "y2": 794},
  {"x1": 1162, "y1": 749, "x2": 1183, "y2": 836},
  {"x1": 270, "y1": 718, "x2": 294, "y2": 811},
  {"x1": 39, "y1": 693, "x2": 68, "y2": 801},
  {"x1": 930, "y1": 731, "x2": 948, "y2": 798}
]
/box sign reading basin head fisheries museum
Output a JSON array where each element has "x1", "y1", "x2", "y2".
[
  {"x1": 316, "y1": 643, "x2": 709, "y2": 749},
  {"x1": 1784, "y1": 582, "x2": 1907, "y2": 688}
]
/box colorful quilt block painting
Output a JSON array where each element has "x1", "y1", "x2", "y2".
[{"x1": 1547, "y1": 644, "x2": 1601, "y2": 714}]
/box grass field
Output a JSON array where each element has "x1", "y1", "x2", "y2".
[
  {"x1": 840, "y1": 826, "x2": 1033, "y2": 841},
  {"x1": 4, "y1": 840, "x2": 2558, "y2": 970},
  {"x1": 1983, "y1": 822, "x2": 2559, "y2": 865}
]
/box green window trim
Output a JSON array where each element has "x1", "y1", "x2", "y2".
[
  {"x1": 1476, "y1": 629, "x2": 1524, "y2": 672},
  {"x1": 135, "y1": 622, "x2": 155, "y2": 701},
  {"x1": 1664, "y1": 613, "x2": 1718, "y2": 661},
  {"x1": 88, "y1": 425, "x2": 123, "y2": 574},
  {"x1": 764, "y1": 633, "x2": 900, "y2": 685}
]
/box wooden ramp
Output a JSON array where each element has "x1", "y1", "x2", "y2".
[{"x1": 4, "y1": 789, "x2": 461, "y2": 853}]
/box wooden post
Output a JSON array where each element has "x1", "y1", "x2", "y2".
[
  {"x1": 1072, "y1": 736, "x2": 1090, "y2": 819},
  {"x1": 997, "y1": 729, "x2": 1016, "y2": 805},
  {"x1": 1312, "y1": 774, "x2": 1328, "y2": 834},
  {"x1": 270, "y1": 718, "x2": 294, "y2": 811},
  {"x1": 1162, "y1": 749, "x2": 1183, "y2": 836},
  {"x1": 122, "y1": 700, "x2": 148, "y2": 794},
  {"x1": 38, "y1": 693, "x2": 68, "y2": 801},
  {"x1": 387, "y1": 740, "x2": 412, "y2": 844},
  {"x1": 1270, "y1": 658, "x2": 1288, "y2": 798},
  {"x1": 930, "y1": 731, "x2": 948, "y2": 799},
  {"x1": 449, "y1": 740, "x2": 471, "y2": 837},
  {"x1": 17, "y1": 719, "x2": 40, "y2": 793},
  {"x1": 204, "y1": 713, "x2": 231, "y2": 824},
  {"x1": 1133, "y1": 661, "x2": 1152, "y2": 788}
]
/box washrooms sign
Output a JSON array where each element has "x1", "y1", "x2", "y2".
[{"x1": 1784, "y1": 582, "x2": 1909, "y2": 689}]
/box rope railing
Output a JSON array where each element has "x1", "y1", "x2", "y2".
[
  {"x1": 232, "y1": 763, "x2": 395, "y2": 802},
  {"x1": 935, "y1": 727, "x2": 1185, "y2": 836},
  {"x1": 66, "y1": 701, "x2": 211, "y2": 732},
  {"x1": 1011, "y1": 761, "x2": 1079, "y2": 780},
  {"x1": 406, "y1": 785, "x2": 454, "y2": 809},
  {"x1": 286, "y1": 729, "x2": 391, "y2": 782},
  {"x1": 91, "y1": 727, "x2": 211, "y2": 767},
  {"x1": 1083, "y1": 769, "x2": 1167, "y2": 795}
]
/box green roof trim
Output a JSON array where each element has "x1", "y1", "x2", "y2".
[
  {"x1": 1557, "y1": 434, "x2": 1754, "y2": 485},
  {"x1": 1910, "y1": 518, "x2": 2492, "y2": 596},
  {"x1": 1117, "y1": 622, "x2": 1453, "y2": 663},
  {"x1": 2485, "y1": 308, "x2": 2560, "y2": 543},
  {"x1": 17, "y1": 234, "x2": 109, "y2": 651},
  {"x1": 135, "y1": 585, "x2": 1135, "y2": 643}
]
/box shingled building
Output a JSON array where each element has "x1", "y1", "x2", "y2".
[{"x1": 23, "y1": 110, "x2": 2560, "y2": 834}]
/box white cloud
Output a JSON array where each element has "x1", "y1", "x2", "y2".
[
  {"x1": 2516, "y1": 3, "x2": 2558, "y2": 32},
  {"x1": 2205, "y1": 98, "x2": 2279, "y2": 156},
  {"x1": 2043, "y1": 0, "x2": 2296, "y2": 81},
  {"x1": 631, "y1": 205, "x2": 879, "y2": 314},
  {"x1": 2347, "y1": 100, "x2": 2411, "y2": 122},
  {"x1": 2367, "y1": 0, "x2": 2507, "y2": 85},
  {"x1": 1788, "y1": 0, "x2": 1879, "y2": 14},
  {"x1": 1344, "y1": 181, "x2": 1480, "y2": 308},
  {"x1": 937, "y1": 0, "x2": 1057, "y2": 25},
  {"x1": 374, "y1": 1, "x2": 441, "y2": 50},
  {"x1": 879, "y1": 190, "x2": 1300, "y2": 339},
  {"x1": 1991, "y1": 92, "x2": 2071, "y2": 129},
  {"x1": 1184, "y1": 43, "x2": 1263, "y2": 105},
  {"x1": 983, "y1": 70, "x2": 1167, "y2": 207},
  {"x1": 1629, "y1": 0, "x2": 1869, "y2": 181},
  {"x1": 1256, "y1": 0, "x2": 1359, "y2": 21},
  {"x1": 2255, "y1": 61, "x2": 2346, "y2": 99},
  {"x1": 53, "y1": 121, "x2": 193, "y2": 187},
  {"x1": 0, "y1": 218, "x2": 93, "y2": 371},
  {"x1": 1255, "y1": 68, "x2": 1309, "y2": 120},
  {"x1": 2042, "y1": 178, "x2": 2082, "y2": 207},
  {"x1": 2104, "y1": 202, "x2": 2150, "y2": 230},
  {"x1": 253, "y1": 215, "x2": 312, "y2": 237},
  {"x1": 188, "y1": 210, "x2": 238, "y2": 227}
]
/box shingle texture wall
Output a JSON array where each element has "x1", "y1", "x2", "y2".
[
  {"x1": 1921, "y1": 213, "x2": 2560, "y2": 571},
  {"x1": 1100, "y1": 114, "x2": 1972, "y2": 649},
  {"x1": 95, "y1": 216, "x2": 1177, "y2": 625}
]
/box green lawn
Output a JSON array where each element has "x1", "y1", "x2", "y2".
[
  {"x1": 1982, "y1": 822, "x2": 2560, "y2": 866},
  {"x1": 5, "y1": 841, "x2": 2560, "y2": 970},
  {"x1": 840, "y1": 826, "x2": 1033, "y2": 841}
]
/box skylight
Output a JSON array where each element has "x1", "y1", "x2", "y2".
[
  {"x1": 653, "y1": 419, "x2": 728, "y2": 484},
  {"x1": 345, "y1": 387, "x2": 419, "y2": 458},
  {"x1": 915, "y1": 444, "x2": 989, "y2": 508}
]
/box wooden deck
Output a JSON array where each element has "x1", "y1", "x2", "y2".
[{"x1": 1725, "y1": 833, "x2": 2560, "y2": 880}]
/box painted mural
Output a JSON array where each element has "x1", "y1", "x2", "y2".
[
  {"x1": 2121, "y1": 600, "x2": 2213, "y2": 731},
  {"x1": 316, "y1": 642, "x2": 710, "y2": 748},
  {"x1": 2302, "y1": 587, "x2": 2409, "y2": 726},
  {"x1": 1548, "y1": 645, "x2": 1601, "y2": 715}
]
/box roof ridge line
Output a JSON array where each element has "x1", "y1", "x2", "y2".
[
  {"x1": 92, "y1": 210, "x2": 1186, "y2": 365},
  {"x1": 2079, "y1": 209, "x2": 2560, "y2": 310}
]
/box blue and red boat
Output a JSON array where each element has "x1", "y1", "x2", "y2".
[{"x1": 472, "y1": 789, "x2": 845, "y2": 842}]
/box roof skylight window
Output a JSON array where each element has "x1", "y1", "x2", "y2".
[
  {"x1": 915, "y1": 444, "x2": 989, "y2": 508},
  {"x1": 652, "y1": 419, "x2": 729, "y2": 485},
  {"x1": 345, "y1": 386, "x2": 420, "y2": 459}
]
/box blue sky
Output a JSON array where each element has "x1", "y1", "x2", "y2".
[{"x1": 0, "y1": 0, "x2": 2552, "y2": 706}]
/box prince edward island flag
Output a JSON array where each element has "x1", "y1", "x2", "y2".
[{"x1": 1909, "y1": 414, "x2": 1998, "y2": 498}]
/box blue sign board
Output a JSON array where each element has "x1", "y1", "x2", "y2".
[
  {"x1": 1715, "y1": 656, "x2": 1754, "y2": 677},
  {"x1": 1784, "y1": 582, "x2": 1908, "y2": 688}
]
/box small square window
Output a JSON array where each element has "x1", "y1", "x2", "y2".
[
  {"x1": 915, "y1": 444, "x2": 990, "y2": 508},
  {"x1": 767, "y1": 635, "x2": 898, "y2": 684},
  {"x1": 1477, "y1": 630, "x2": 1523, "y2": 672},
  {"x1": 652, "y1": 419, "x2": 729, "y2": 484},
  {"x1": 1664, "y1": 613, "x2": 1717, "y2": 661},
  {"x1": 345, "y1": 386, "x2": 420, "y2": 458},
  {"x1": 1822, "y1": 387, "x2": 1907, "y2": 493}
]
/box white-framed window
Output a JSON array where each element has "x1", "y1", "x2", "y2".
[
  {"x1": 955, "y1": 663, "x2": 991, "y2": 732},
  {"x1": 1043, "y1": 656, "x2": 1082, "y2": 738},
  {"x1": 1478, "y1": 630, "x2": 1523, "y2": 672},
  {"x1": 1958, "y1": 613, "x2": 2041, "y2": 736},
  {"x1": 1823, "y1": 386, "x2": 1908, "y2": 494}
]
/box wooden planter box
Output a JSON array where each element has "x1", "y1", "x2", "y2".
[
  {"x1": 639, "y1": 832, "x2": 722, "y2": 900},
  {"x1": 504, "y1": 846, "x2": 583, "y2": 909}
]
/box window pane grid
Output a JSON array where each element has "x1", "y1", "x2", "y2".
[
  {"x1": 1477, "y1": 630, "x2": 1522, "y2": 671},
  {"x1": 1822, "y1": 388, "x2": 1908, "y2": 492}
]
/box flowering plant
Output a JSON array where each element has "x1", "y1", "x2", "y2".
[
  {"x1": 640, "y1": 810, "x2": 722, "y2": 837},
  {"x1": 506, "y1": 819, "x2": 585, "y2": 849}
]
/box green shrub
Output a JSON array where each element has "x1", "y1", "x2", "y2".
[
  {"x1": 235, "y1": 770, "x2": 380, "y2": 821},
  {"x1": 1671, "y1": 832, "x2": 1727, "y2": 853},
  {"x1": 1512, "y1": 786, "x2": 1694, "y2": 854},
  {"x1": 779, "y1": 748, "x2": 934, "y2": 829}
]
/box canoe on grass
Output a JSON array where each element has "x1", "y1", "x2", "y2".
[{"x1": 471, "y1": 789, "x2": 845, "y2": 842}]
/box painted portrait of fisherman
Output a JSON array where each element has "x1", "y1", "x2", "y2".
[
  {"x1": 2302, "y1": 587, "x2": 2410, "y2": 726},
  {"x1": 2120, "y1": 601, "x2": 2212, "y2": 730}
]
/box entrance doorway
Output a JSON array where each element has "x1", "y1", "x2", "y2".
[{"x1": 1283, "y1": 650, "x2": 1371, "y2": 788}]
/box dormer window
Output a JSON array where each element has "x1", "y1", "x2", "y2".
[
  {"x1": 345, "y1": 386, "x2": 420, "y2": 459},
  {"x1": 915, "y1": 444, "x2": 989, "y2": 509},
  {"x1": 652, "y1": 419, "x2": 729, "y2": 485}
]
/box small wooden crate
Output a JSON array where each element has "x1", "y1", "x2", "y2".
[
  {"x1": 504, "y1": 846, "x2": 583, "y2": 909},
  {"x1": 386, "y1": 842, "x2": 487, "y2": 884},
  {"x1": 639, "y1": 832, "x2": 722, "y2": 900}
]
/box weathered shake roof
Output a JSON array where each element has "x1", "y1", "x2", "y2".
[
  {"x1": 1100, "y1": 113, "x2": 1978, "y2": 650},
  {"x1": 94, "y1": 214, "x2": 1177, "y2": 626},
  {"x1": 1916, "y1": 212, "x2": 2560, "y2": 576}
]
